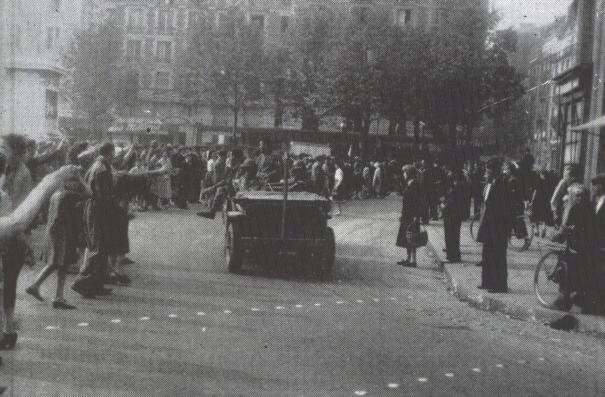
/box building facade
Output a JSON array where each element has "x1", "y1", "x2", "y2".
[
  {"x1": 527, "y1": 0, "x2": 595, "y2": 175},
  {"x1": 0, "y1": 0, "x2": 93, "y2": 140},
  {"x1": 89, "y1": 0, "x2": 490, "y2": 146}
]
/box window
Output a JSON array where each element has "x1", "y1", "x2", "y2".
[
  {"x1": 128, "y1": 7, "x2": 145, "y2": 31},
  {"x1": 396, "y1": 9, "x2": 412, "y2": 27},
  {"x1": 126, "y1": 39, "x2": 142, "y2": 61},
  {"x1": 45, "y1": 90, "x2": 58, "y2": 119},
  {"x1": 176, "y1": 9, "x2": 185, "y2": 31},
  {"x1": 157, "y1": 41, "x2": 172, "y2": 63},
  {"x1": 280, "y1": 16, "x2": 289, "y2": 33},
  {"x1": 46, "y1": 27, "x2": 54, "y2": 49},
  {"x1": 156, "y1": 71, "x2": 170, "y2": 89},
  {"x1": 250, "y1": 14, "x2": 265, "y2": 30},
  {"x1": 353, "y1": 7, "x2": 369, "y2": 23},
  {"x1": 188, "y1": 11, "x2": 200, "y2": 29},
  {"x1": 158, "y1": 10, "x2": 173, "y2": 33},
  {"x1": 11, "y1": 25, "x2": 21, "y2": 49}
]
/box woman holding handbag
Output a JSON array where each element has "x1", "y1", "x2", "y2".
[{"x1": 396, "y1": 165, "x2": 425, "y2": 267}]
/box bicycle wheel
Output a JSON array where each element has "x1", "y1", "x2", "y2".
[{"x1": 534, "y1": 251, "x2": 565, "y2": 308}]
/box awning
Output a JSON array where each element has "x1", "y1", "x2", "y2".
[{"x1": 570, "y1": 115, "x2": 605, "y2": 131}]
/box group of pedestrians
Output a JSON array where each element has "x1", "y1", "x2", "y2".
[{"x1": 389, "y1": 148, "x2": 605, "y2": 315}]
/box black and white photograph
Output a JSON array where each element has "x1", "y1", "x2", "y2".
[{"x1": 0, "y1": 0, "x2": 604, "y2": 395}]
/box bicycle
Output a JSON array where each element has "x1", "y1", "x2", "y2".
[
  {"x1": 469, "y1": 213, "x2": 534, "y2": 251},
  {"x1": 534, "y1": 229, "x2": 576, "y2": 308}
]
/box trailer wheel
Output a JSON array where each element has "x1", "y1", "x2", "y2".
[{"x1": 225, "y1": 222, "x2": 243, "y2": 273}]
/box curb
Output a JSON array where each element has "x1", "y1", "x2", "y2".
[{"x1": 425, "y1": 236, "x2": 605, "y2": 338}]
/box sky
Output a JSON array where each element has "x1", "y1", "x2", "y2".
[{"x1": 492, "y1": 0, "x2": 575, "y2": 28}]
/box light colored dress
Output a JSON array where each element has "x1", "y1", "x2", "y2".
[{"x1": 153, "y1": 157, "x2": 173, "y2": 200}]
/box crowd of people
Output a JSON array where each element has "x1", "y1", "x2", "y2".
[{"x1": 0, "y1": 133, "x2": 603, "y2": 377}]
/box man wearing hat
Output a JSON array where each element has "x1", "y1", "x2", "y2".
[{"x1": 476, "y1": 157, "x2": 512, "y2": 293}]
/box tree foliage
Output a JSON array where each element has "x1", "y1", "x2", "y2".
[
  {"x1": 180, "y1": 7, "x2": 267, "y2": 141},
  {"x1": 67, "y1": 18, "x2": 137, "y2": 138}
]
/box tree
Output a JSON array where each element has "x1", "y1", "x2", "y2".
[
  {"x1": 180, "y1": 7, "x2": 266, "y2": 143},
  {"x1": 321, "y1": 9, "x2": 389, "y2": 158},
  {"x1": 67, "y1": 18, "x2": 137, "y2": 139}
]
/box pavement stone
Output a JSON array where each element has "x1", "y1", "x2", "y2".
[{"x1": 424, "y1": 219, "x2": 605, "y2": 337}]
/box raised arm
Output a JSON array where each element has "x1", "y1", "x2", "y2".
[{"x1": 0, "y1": 165, "x2": 80, "y2": 239}]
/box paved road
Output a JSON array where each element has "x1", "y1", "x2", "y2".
[{"x1": 2, "y1": 198, "x2": 605, "y2": 396}]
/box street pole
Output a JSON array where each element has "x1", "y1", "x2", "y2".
[{"x1": 280, "y1": 148, "x2": 289, "y2": 240}]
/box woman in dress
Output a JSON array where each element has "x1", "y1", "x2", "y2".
[
  {"x1": 396, "y1": 165, "x2": 423, "y2": 267},
  {"x1": 154, "y1": 149, "x2": 173, "y2": 209}
]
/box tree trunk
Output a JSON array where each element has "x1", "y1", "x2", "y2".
[
  {"x1": 274, "y1": 79, "x2": 284, "y2": 128},
  {"x1": 413, "y1": 116, "x2": 420, "y2": 150},
  {"x1": 232, "y1": 108, "x2": 239, "y2": 144}
]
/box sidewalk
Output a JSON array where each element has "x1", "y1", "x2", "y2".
[{"x1": 425, "y1": 220, "x2": 605, "y2": 337}]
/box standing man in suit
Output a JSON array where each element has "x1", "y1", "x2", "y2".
[
  {"x1": 442, "y1": 169, "x2": 466, "y2": 263},
  {"x1": 476, "y1": 158, "x2": 513, "y2": 293}
]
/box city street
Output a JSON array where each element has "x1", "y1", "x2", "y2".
[{"x1": 0, "y1": 198, "x2": 603, "y2": 396}]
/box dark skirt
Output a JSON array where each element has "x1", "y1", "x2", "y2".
[{"x1": 396, "y1": 217, "x2": 419, "y2": 248}]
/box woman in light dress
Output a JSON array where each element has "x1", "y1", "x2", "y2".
[{"x1": 151, "y1": 149, "x2": 173, "y2": 209}]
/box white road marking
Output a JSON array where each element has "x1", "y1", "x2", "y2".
[
  {"x1": 472, "y1": 368, "x2": 481, "y2": 373},
  {"x1": 45, "y1": 326, "x2": 59, "y2": 330},
  {"x1": 251, "y1": 308, "x2": 260, "y2": 312},
  {"x1": 314, "y1": 303, "x2": 321, "y2": 307},
  {"x1": 139, "y1": 317, "x2": 150, "y2": 321},
  {"x1": 275, "y1": 306, "x2": 285, "y2": 310},
  {"x1": 517, "y1": 360, "x2": 526, "y2": 364},
  {"x1": 223, "y1": 310, "x2": 232, "y2": 314},
  {"x1": 445, "y1": 373, "x2": 454, "y2": 378},
  {"x1": 387, "y1": 383, "x2": 399, "y2": 388},
  {"x1": 354, "y1": 391, "x2": 367, "y2": 396},
  {"x1": 388, "y1": 297, "x2": 397, "y2": 301},
  {"x1": 336, "y1": 301, "x2": 344, "y2": 305},
  {"x1": 111, "y1": 319, "x2": 121, "y2": 324},
  {"x1": 295, "y1": 304, "x2": 303, "y2": 308},
  {"x1": 538, "y1": 357, "x2": 545, "y2": 362},
  {"x1": 197, "y1": 312, "x2": 206, "y2": 316},
  {"x1": 356, "y1": 300, "x2": 364, "y2": 303},
  {"x1": 373, "y1": 298, "x2": 380, "y2": 302},
  {"x1": 77, "y1": 322, "x2": 89, "y2": 327},
  {"x1": 495, "y1": 364, "x2": 504, "y2": 368},
  {"x1": 168, "y1": 314, "x2": 178, "y2": 318},
  {"x1": 201, "y1": 327, "x2": 207, "y2": 332},
  {"x1": 418, "y1": 377, "x2": 428, "y2": 383}
]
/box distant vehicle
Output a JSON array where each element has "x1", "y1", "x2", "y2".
[{"x1": 223, "y1": 191, "x2": 335, "y2": 277}]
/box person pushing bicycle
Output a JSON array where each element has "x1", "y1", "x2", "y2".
[{"x1": 551, "y1": 184, "x2": 601, "y2": 313}]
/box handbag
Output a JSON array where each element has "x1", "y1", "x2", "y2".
[{"x1": 406, "y1": 223, "x2": 428, "y2": 248}]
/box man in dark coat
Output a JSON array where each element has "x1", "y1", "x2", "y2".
[
  {"x1": 476, "y1": 158, "x2": 512, "y2": 293},
  {"x1": 171, "y1": 147, "x2": 188, "y2": 209},
  {"x1": 442, "y1": 169, "x2": 467, "y2": 262},
  {"x1": 72, "y1": 142, "x2": 118, "y2": 298}
]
